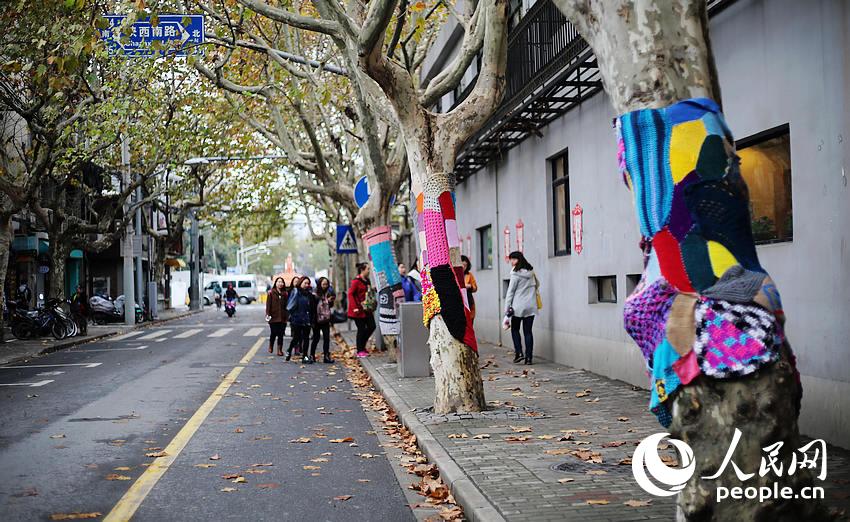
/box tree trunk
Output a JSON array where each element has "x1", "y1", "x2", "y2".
[
  {"x1": 550, "y1": 1, "x2": 825, "y2": 518},
  {"x1": 429, "y1": 316, "x2": 485, "y2": 413},
  {"x1": 47, "y1": 230, "x2": 69, "y2": 301},
  {"x1": 0, "y1": 213, "x2": 12, "y2": 341}
]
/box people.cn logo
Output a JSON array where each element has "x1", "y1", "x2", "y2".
[{"x1": 632, "y1": 433, "x2": 697, "y2": 497}]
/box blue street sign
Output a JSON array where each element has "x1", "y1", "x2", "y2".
[
  {"x1": 100, "y1": 14, "x2": 205, "y2": 57},
  {"x1": 336, "y1": 225, "x2": 358, "y2": 254},
  {"x1": 354, "y1": 176, "x2": 396, "y2": 209}
]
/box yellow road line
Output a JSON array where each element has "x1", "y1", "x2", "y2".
[{"x1": 104, "y1": 337, "x2": 265, "y2": 522}]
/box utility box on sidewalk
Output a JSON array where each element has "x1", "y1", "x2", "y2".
[{"x1": 398, "y1": 302, "x2": 430, "y2": 377}]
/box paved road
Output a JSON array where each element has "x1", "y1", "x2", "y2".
[{"x1": 0, "y1": 305, "x2": 415, "y2": 521}]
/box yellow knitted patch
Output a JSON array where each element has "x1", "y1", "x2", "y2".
[
  {"x1": 670, "y1": 119, "x2": 707, "y2": 183},
  {"x1": 422, "y1": 287, "x2": 441, "y2": 327},
  {"x1": 707, "y1": 241, "x2": 738, "y2": 278}
]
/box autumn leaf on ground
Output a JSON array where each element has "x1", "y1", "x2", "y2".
[
  {"x1": 334, "y1": 495, "x2": 353, "y2": 501},
  {"x1": 329, "y1": 437, "x2": 353, "y2": 443},
  {"x1": 251, "y1": 462, "x2": 273, "y2": 467},
  {"x1": 221, "y1": 474, "x2": 242, "y2": 480},
  {"x1": 545, "y1": 448, "x2": 572, "y2": 456},
  {"x1": 357, "y1": 479, "x2": 370, "y2": 483},
  {"x1": 602, "y1": 441, "x2": 627, "y2": 448},
  {"x1": 303, "y1": 465, "x2": 321, "y2": 470},
  {"x1": 113, "y1": 466, "x2": 131, "y2": 471},
  {"x1": 209, "y1": 454, "x2": 221, "y2": 460},
  {"x1": 586, "y1": 499, "x2": 610, "y2": 505},
  {"x1": 220, "y1": 487, "x2": 237, "y2": 493},
  {"x1": 618, "y1": 457, "x2": 633, "y2": 466},
  {"x1": 472, "y1": 434, "x2": 490, "y2": 440},
  {"x1": 575, "y1": 389, "x2": 591, "y2": 398},
  {"x1": 586, "y1": 470, "x2": 607, "y2": 475},
  {"x1": 231, "y1": 477, "x2": 247, "y2": 483},
  {"x1": 254, "y1": 435, "x2": 272, "y2": 441},
  {"x1": 557, "y1": 478, "x2": 574, "y2": 484},
  {"x1": 105, "y1": 474, "x2": 132, "y2": 481},
  {"x1": 49, "y1": 513, "x2": 102, "y2": 520},
  {"x1": 310, "y1": 458, "x2": 329, "y2": 463},
  {"x1": 49, "y1": 434, "x2": 65, "y2": 439},
  {"x1": 244, "y1": 469, "x2": 268, "y2": 475},
  {"x1": 145, "y1": 451, "x2": 168, "y2": 458},
  {"x1": 439, "y1": 505, "x2": 464, "y2": 520},
  {"x1": 617, "y1": 417, "x2": 630, "y2": 422},
  {"x1": 359, "y1": 453, "x2": 375, "y2": 459},
  {"x1": 289, "y1": 437, "x2": 311, "y2": 444},
  {"x1": 256, "y1": 483, "x2": 280, "y2": 489},
  {"x1": 194, "y1": 463, "x2": 216, "y2": 468},
  {"x1": 509, "y1": 426, "x2": 532, "y2": 433},
  {"x1": 555, "y1": 389, "x2": 569, "y2": 394},
  {"x1": 234, "y1": 428, "x2": 244, "y2": 433},
  {"x1": 624, "y1": 499, "x2": 652, "y2": 507},
  {"x1": 536, "y1": 435, "x2": 556, "y2": 440},
  {"x1": 447, "y1": 433, "x2": 467, "y2": 439}
]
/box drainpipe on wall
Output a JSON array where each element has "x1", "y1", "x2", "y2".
[{"x1": 494, "y1": 161, "x2": 503, "y2": 347}]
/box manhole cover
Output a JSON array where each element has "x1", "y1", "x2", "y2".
[{"x1": 551, "y1": 459, "x2": 632, "y2": 475}]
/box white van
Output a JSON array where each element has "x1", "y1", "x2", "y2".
[{"x1": 204, "y1": 274, "x2": 260, "y2": 305}]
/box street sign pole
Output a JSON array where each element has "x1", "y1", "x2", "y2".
[
  {"x1": 134, "y1": 183, "x2": 144, "y2": 317},
  {"x1": 121, "y1": 134, "x2": 136, "y2": 325},
  {"x1": 189, "y1": 209, "x2": 200, "y2": 311}
]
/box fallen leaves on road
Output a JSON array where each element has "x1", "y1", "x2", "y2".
[
  {"x1": 570, "y1": 449, "x2": 603, "y2": 464},
  {"x1": 602, "y1": 441, "x2": 627, "y2": 448},
  {"x1": 145, "y1": 451, "x2": 168, "y2": 458},
  {"x1": 446, "y1": 433, "x2": 467, "y2": 439},
  {"x1": 334, "y1": 495, "x2": 352, "y2": 501},
  {"x1": 586, "y1": 470, "x2": 607, "y2": 475},
  {"x1": 231, "y1": 477, "x2": 247, "y2": 483},
  {"x1": 49, "y1": 434, "x2": 65, "y2": 439},
  {"x1": 557, "y1": 478, "x2": 574, "y2": 484},
  {"x1": 49, "y1": 513, "x2": 101, "y2": 520},
  {"x1": 358, "y1": 453, "x2": 375, "y2": 459},
  {"x1": 575, "y1": 389, "x2": 591, "y2": 398},
  {"x1": 509, "y1": 426, "x2": 532, "y2": 433},
  {"x1": 251, "y1": 462, "x2": 273, "y2": 467},
  {"x1": 586, "y1": 499, "x2": 610, "y2": 505},
  {"x1": 504, "y1": 435, "x2": 530, "y2": 442},
  {"x1": 289, "y1": 437, "x2": 311, "y2": 443},
  {"x1": 105, "y1": 474, "x2": 132, "y2": 481},
  {"x1": 234, "y1": 428, "x2": 244, "y2": 433},
  {"x1": 303, "y1": 465, "x2": 321, "y2": 470},
  {"x1": 310, "y1": 458, "x2": 329, "y2": 463},
  {"x1": 329, "y1": 437, "x2": 353, "y2": 443},
  {"x1": 113, "y1": 467, "x2": 131, "y2": 471},
  {"x1": 194, "y1": 463, "x2": 216, "y2": 468},
  {"x1": 617, "y1": 417, "x2": 630, "y2": 422},
  {"x1": 209, "y1": 454, "x2": 221, "y2": 460},
  {"x1": 256, "y1": 483, "x2": 280, "y2": 490},
  {"x1": 221, "y1": 473, "x2": 242, "y2": 480},
  {"x1": 220, "y1": 487, "x2": 237, "y2": 493},
  {"x1": 624, "y1": 499, "x2": 652, "y2": 507},
  {"x1": 254, "y1": 435, "x2": 272, "y2": 441},
  {"x1": 472, "y1": 434, "x2": 490, "y2": 440}
]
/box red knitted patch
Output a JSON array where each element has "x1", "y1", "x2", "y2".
[
  {"x1": 463, "y1": 312, "x2": 478, "y2": 352},
  {"x1": 438, "y1": 191, "x2": 456, "y2": 220},
  {"x1": 653, "y1": 228, "x2": 695, "y2": 292}
]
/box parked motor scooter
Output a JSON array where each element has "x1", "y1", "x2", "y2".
[
  {"x1": 224, "y1": 297, "x2": 236, "y2": 318},
  {"x1": 90, "y1": 295, "x2": 145, "y2": 324}
]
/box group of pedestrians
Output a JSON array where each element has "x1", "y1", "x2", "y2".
[
  {"x1": 264, "y1": 275, "x2": 335, "y2": 364},
  {"x1": 265, "y1": 249, "x2": 541, "y2": 366}
]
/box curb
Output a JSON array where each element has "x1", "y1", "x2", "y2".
[
  {"x1": 5, "y1": 308, "x2": 203, "y2": 365},
  {"x1": 360, "y1": 357, "x2": 507, "y2": 522}
]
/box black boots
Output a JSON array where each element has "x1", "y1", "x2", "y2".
[{"x1": 513, "y1": 354, "x2": 524, "y2": 363}]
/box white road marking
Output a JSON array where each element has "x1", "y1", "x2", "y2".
[
  {"x1": 1, "y1": 363, "x2": 102, "y2": 369},
  {"x1": 110, "y1": 331, "x2": 144, "y2": 341},
  {"x1": 244, "y1": 327, "x2": 264, "y2": 337},
  {"x1": 208, "y1": 328, "x2": 232, "y2": 338},
  {"x1": 76, "y1": 345, "x2": 147, "y2": 352},
  {"x1": 0, "y1": 380, "x2": 54, "y2": 387},
  {"x1": 137, "y1": 330, "x2": 171, "y2": 340},
  {"x1": 173, "y1": 328, "x2": 202, "y2": 339},
  {"x1": 36, "y1": 371, "x2": 65, "y2": 376}
]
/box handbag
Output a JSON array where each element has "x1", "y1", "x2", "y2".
[
  {"x1": 533, "y1": 273, "x2": 543, "y2": 310},
  {"x1": 362, "y1": 286, "x2": 377, "y2": 312}
]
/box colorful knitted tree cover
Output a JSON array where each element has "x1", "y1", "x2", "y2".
[
  {"x1": 363, "y1": 226, "x2": 405, "y2": 336},
  {"x1": 616, "y1": 98, "x2": 787, "y2": 426},
  {"x1": 413, "y1": 172, "x2": 477, "y2": 352}
]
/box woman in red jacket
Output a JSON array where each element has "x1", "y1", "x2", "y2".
[
  {"x1": 264, "y1": 277, "x2": 288, "y2": 355},
  {"x1": 347, "y1": 262, "x2": 376, "y2": 358}
]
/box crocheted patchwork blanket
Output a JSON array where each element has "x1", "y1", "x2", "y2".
[
  {"x1": 364, "y1": 226, "x2": 405, "y2": 336},
  {"x1": 414, "y1": 173, "x2": 477, "y2": 352},
  {"x1": 617, "y1": 98, "x2": 787, "y2": 426}
]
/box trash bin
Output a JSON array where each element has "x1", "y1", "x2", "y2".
[{"x1": 398, "y1": 302, "x2": 431, "y2": 377}]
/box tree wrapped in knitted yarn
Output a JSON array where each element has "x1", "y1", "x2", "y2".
[{"x1": 550, "y1": 1, "x2": 828, "y2": 520}]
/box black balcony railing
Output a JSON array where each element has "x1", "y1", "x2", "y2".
[{"x1": 451, "y1": 0, "x2": 737, "y2": 181}]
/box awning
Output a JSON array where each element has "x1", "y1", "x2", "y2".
[{"x1": 165, "y1": 258, "x2": 187, "y2": 268}]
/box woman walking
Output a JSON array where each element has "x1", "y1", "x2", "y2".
[
  {"x1": 311, "y1": 277, "x2": 336, "y2": 363},
  {"x1": 288, "y1": 276, "x2": 303, "y2": 356},
  {"x1": 287, "y1": 276, "x2": 314, "y2": 363},
  {"x1": 461, "y1": 255, "x2": 478, "y2": 322},
  {"x1": 504, "y1": 251, "x2": 541, "y2": 365},
  {"x1": 347, "y1": 262, "x2": 376, "y2": 358},
  {"x1": 265, "y1": 277, "x2": 288, "y2": 355}
]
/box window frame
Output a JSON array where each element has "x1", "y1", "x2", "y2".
[
  {"x1": 551, "y1": 150, "x2": 571, "y2": 257},
  {"x1": 477, "y1": 225, "x2": 493, "y2": 271},
  {"x1": 736, "y1": 123, "x2": 793, "y2": 245}
]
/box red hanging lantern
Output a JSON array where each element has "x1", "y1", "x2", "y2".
[
  {"x1": 503, "y1": 226, "x2": 511, "y2": 261},
  {"x1": 571, "y1": 204, "x2": 584, "y2": 254},
  {"x1": 515, "y1": 219, "x2": 524, "y2": 253}
]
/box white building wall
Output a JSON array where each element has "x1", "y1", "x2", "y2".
[{"x1": 453, "y1": 0, "x2": 850, "y2": 447}]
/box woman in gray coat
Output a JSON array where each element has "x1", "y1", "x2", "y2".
[{"x1": 504, "y1": 251, "x2": 540, "y2": 364}]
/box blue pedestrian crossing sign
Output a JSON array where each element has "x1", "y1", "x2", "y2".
[{"x1": 336, "y1": 225, "x2": 358, "y2": 254}]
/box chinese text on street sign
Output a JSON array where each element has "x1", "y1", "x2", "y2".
[{"x1": 100, "y1": 14, "x2": 204, "y2": 57}]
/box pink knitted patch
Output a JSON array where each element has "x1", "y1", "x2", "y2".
[
  {"x1": 424, "y1": 209, "x2": 450, "y2": 266},
  {"x1": 672, "y1": 350, "x2": 700, "y2": 385}
]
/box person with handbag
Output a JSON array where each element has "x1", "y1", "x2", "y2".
[
  {"x1": 347, "y1": 262, "x2": 377, "y2": 358},
  {"x1": 504, "y1": 251, "x2": 542, "y2": 365},
  {"x1": 287, "y1": 276, "x2": 303, "y2": 356},
  {"x1": 287, "y1": 276, "x2": 314, "y2": 363},
  {"x1": 310, "y1": 277, "x2": 335, "y2": 363},
  {"x1": 264, "y1": 277, "x2": 288, "y2": 356}
]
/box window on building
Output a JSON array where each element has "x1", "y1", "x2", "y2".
[
  {"x1": 477, "y1": 225, "x2": 493, "y2": 270},
  {"x1": 551, "y1": 150, "x2": 570, "y2": 256},
  {"x1": 625, "y1": 274, "x2": 642, "y2": 296},
  {"x1": 588, "y1": 275, "x2": 617, "y2": 304},
  {"x1": 737, "y1": 125, "x2": 792, "y2": 244}
]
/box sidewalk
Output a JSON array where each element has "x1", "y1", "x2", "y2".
[
  {"x1": 0, "y1": 307, "x2": 202, "y2": 366},
  {"x1": 354, "y1": 337, "x2": 850, "y2": 522}
]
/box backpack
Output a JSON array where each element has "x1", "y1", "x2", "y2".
[
  {"x1": 362, "y1": 286, "x2": 377, "y2": 312},
  {"x1": 316, "y1": 296, "x2": 332, "y2": 324}
]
